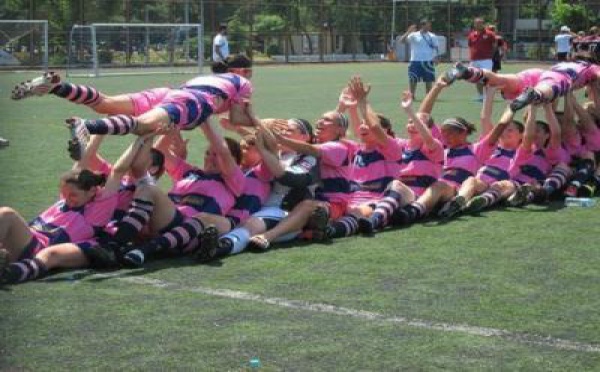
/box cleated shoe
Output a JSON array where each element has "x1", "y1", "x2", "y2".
[
  {"x1": 464, "y1": 195, "x2": 487, "y2": 214},
  {"x1": 508, "y1": 184, "x2": 532, "y2": 207},
  {"x1": 122, "y1": 248, "x2": 146, "y2": 268},
  {"x1": 579, "y1": 182, "x2": 596, "y2": 198},
  {"x1": 11, "y1": 71, "x2": 61, "y2": 100},
  {"x1": 357, "y1": 217, "x2": 375, "y2": 236},
  {"x1": 194, "y1": 225, "x2": 219, "y2": 262},
  {"x1": 438, "y1": 196, "x2": 466, "y2": 219},
  {"x1": 442, "y1": 62, "x2": 468, "y2": 84},
  {"x1": 509, "y1": 87, "x2": 537, "y2": 112},
  {"x1": 66, "y1": 117, "x2": 90, "y2": 161}
]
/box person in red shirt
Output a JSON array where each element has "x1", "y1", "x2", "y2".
[{"x1": 467, "y1": 18, "x2": 498, "y2": 101}]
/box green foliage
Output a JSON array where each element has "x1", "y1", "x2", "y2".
[{"x1": 550, "y1": 0, "x2": 596, "y2": 30}]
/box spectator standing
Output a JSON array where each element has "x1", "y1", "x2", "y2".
[
  {"x1": 555, "y1": 26, "x2": 575, "y2": 61},
  {"x1": 467, "y1": 17, "x2": 497, "y2": 101},
  {"x1": 487, "y1": 25, "x2": 508, "y2": 73},
  {"x1": 212, "y1": 24, "x2": 230, "y2": 62},
  {"x1": 398, "y1": 19, "x2": 439, "y2": 98}
]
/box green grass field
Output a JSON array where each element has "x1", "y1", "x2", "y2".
[{"x1": 1, "y1": 63, "x2": 600, "y2": 370}]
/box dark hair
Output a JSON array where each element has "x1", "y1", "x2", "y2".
[
  {"x1": 441, "y1": 116, "x2": 476, "y2": 135},
  {"x1": 224, "y1": 137, "x2": 242, "y2": 165},
  {"x1": 149, "y1": 148, "x2": 166, "y2": 179},
  {"x1": 211, "y1": 54, "x2": 252, "y2": 74},
  {"x1": 535, "y1": 120, "x2": 550, "y2": 134},
  {"x1": 377, "y1": 114, "x2": 395, "y2": 137},
  {"x1": 61, "y1": 169, "x2": 106, "y2": 191},
  {"x1": 512, "y1": 120, "x2": 525, "y2": 133},
  {"x1": 219, "y1": 24, "x2": 227, "y2": 31},
  {"x1": 290, "y1": 118, "x2": 314, "y2": 143}
]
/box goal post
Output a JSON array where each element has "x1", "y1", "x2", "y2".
[
  {"x1": 0, "y1": 20, "x2": 48, "y2": 70},
  {"x1": 67, "y1": 23, "x2": 203, "y2": 78}
]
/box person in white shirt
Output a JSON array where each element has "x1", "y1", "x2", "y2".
[
  {"x1": 398, "y1": 19, "x2": 439, "y2": 97},
  {"x1": 555, "y1": 26, "x2": 575, "y2": 61},
  {"x1": 213, "y1": 25, "x2": 230, "y2": 62}
]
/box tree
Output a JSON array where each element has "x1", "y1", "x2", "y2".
[{"x1": 550, "y1": 0, "x2": 595, "y2": 32}]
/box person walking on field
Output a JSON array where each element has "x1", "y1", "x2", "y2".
[
  {"x1": 555, "y1": 26, "x2": 575, "y2": 61},
  {"x1": 213, "y1": 24, "x2": 230, "y2": 62},
  {"x1": 467, "y1": 17, "x2": 498, "y2": 102},
  {"x1": 399, "y1": 19, "x2": 439, "y2": 99}
]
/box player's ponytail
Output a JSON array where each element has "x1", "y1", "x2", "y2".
[{"x1": 61, "y1": 169, "x2": 107, "y2": 191}]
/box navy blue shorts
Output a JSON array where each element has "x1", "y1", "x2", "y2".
[{"x1": 408, "y1": 61, "x2": 436, "y2": 83}]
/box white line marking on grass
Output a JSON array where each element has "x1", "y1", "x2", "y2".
[{"x1": 109, "y1": 275, "x2": 600, "y2": 353}]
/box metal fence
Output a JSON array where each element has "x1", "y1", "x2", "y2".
[{"x1": 3, "y1": 0, "x2": 600, "y2": 68}]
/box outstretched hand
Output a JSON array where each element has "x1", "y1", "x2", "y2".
[
  {"x1": 348, "y1": 75, "x2": 371, "y2": 102},
  {"x1": 400, "y1": 90, "x2": 413, "y2": 110},
  {"x1": 338, "y1": 86, "x2": 358, "y2": 111}
]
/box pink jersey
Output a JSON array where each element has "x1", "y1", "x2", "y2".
[
  {"x1": 502, "y1": 69, "x2": 544, "y2": 101},
  {"x1": 183, "y1": 73, "x2": 253, "y2": 114},
  {"x1": 441, "y1": 136, "x2": 494, "y2": 188},
  {"x1": 477, "y1": 146, "x2": 517, "y2": 185},
  {"x1": 509, "y1": 145, "x2": 564, "y2": 184},
  {"x1": 583, "y1": 125, "x2": 600, "y2": 152},
  {"x1": 167, "y1": 157, "x2": 245, "y2": 217},
  {"x1": 226, "y1": 164, "x2": 273, "y2": 225},
  {"x1": 129, "y1": 87, "x2": 172, "y2": 116},
  {"x1": 315, "y1": 140, "x2": 356, "y2": 204},
  {"x1": 347, "y1": 136, "x2": 402, "y2": 206},
  {"x1": 395, "y1": 138, "x2": 444, "y2": 196},
  {"x1": 29, "y1": 189, "x2": 119, "y2": 246},
  {"x1": 95, "y1": 157, "x2": 151, "y2": 219},
  {"x1": 552, "y1": 61, "x2": 599, "y2": 90}
]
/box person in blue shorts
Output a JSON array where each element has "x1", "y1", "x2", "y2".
[{"x1": 398, "y1": 19, "x2": 439, "y2": 99}]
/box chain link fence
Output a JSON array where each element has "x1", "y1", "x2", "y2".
[{"x1": 3, "y1": 0, "x2": 600, "y2": 69}]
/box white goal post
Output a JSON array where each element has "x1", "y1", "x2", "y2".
[
  {"x1": 0, "y1": 20, "x2": 48, "y2": 70},
  {"x1": 67, "y1": 22, "x2": 204, "y2": 77}
]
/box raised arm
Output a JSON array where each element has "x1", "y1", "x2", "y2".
[
  {"x1": 338, "y1": 85, "x2": 361, "y2": 139},
  {"x1": 255, "y1": 126, "x2": 285, "y2": 178},
  {"x1": 350, "y1": 76, "x2": 388, "y2": 145},
  {"x1": 543, "y1": 104, "x2": 562, "y2": 149},
  {"x1": 570, "y1": 93, "x2": 597, "y2": 133},
  {"x1": 273, "y1": 131, "x2": 321, "y2": 158},
  {"x1": 480, "y1": 86, "x2": 497, "y2": 136},
  {"x1": 104, "y1": 135, "x2": 152, "y2": 193},
  {"x1": 400, "y1": 91, "x2": 436, "y2": 150},
  {"x1": 129, "y1": 134, "x2": 157, "y2": 180},
  {"x1": 72, "y1": 135, "x2": 106, "y2": 172},
  {"x1": 398, "y1": 24, "x2": 417, "y2": 43},
  {"x1": 418, "y1": 75, "x2": 449, "y2": 115},
  {"x1": 521, "y1": 106, "x2": 536, "y2": 152},
  {"x1": 201, "y1": 117, "x2": 239, "y2": 178}
]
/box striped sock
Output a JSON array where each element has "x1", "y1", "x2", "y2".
[
  {"x1": 3, "y1": 258, "x2": 48, "y2": 284},
  {"x1": 479, "y1": 188, "x2": 502, "y2": 208},
  {"x1": 405, "y1": 201, "x2": 427, "y2": 221},
  {"x1": 113, "y1": 198, "x2": 154, "y2": 244},
  {"x1": 571, "y1": 160, "x2": 594, "y2": 186},
  {"x1": 51, "y1": 82, "x2": 101, "y2": 106},
  {"x1": 370, "y1": 190, "x2": 403, "y2": 229},
  {"x1": 153, "y1": 217, "x2": 205, "y2": 252},
  {"x1": 465, "y1": 66, "x2": 485, "y2": 83},
  {"x1": 326, "y1": 215, "x2": 359, "y2": 239},
  {"x1": 543, "y1": 167, "x2": 570, "y2": 195},
  {"x1": 84, "y1": 115, "x2": 137, "y2": 135}
]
